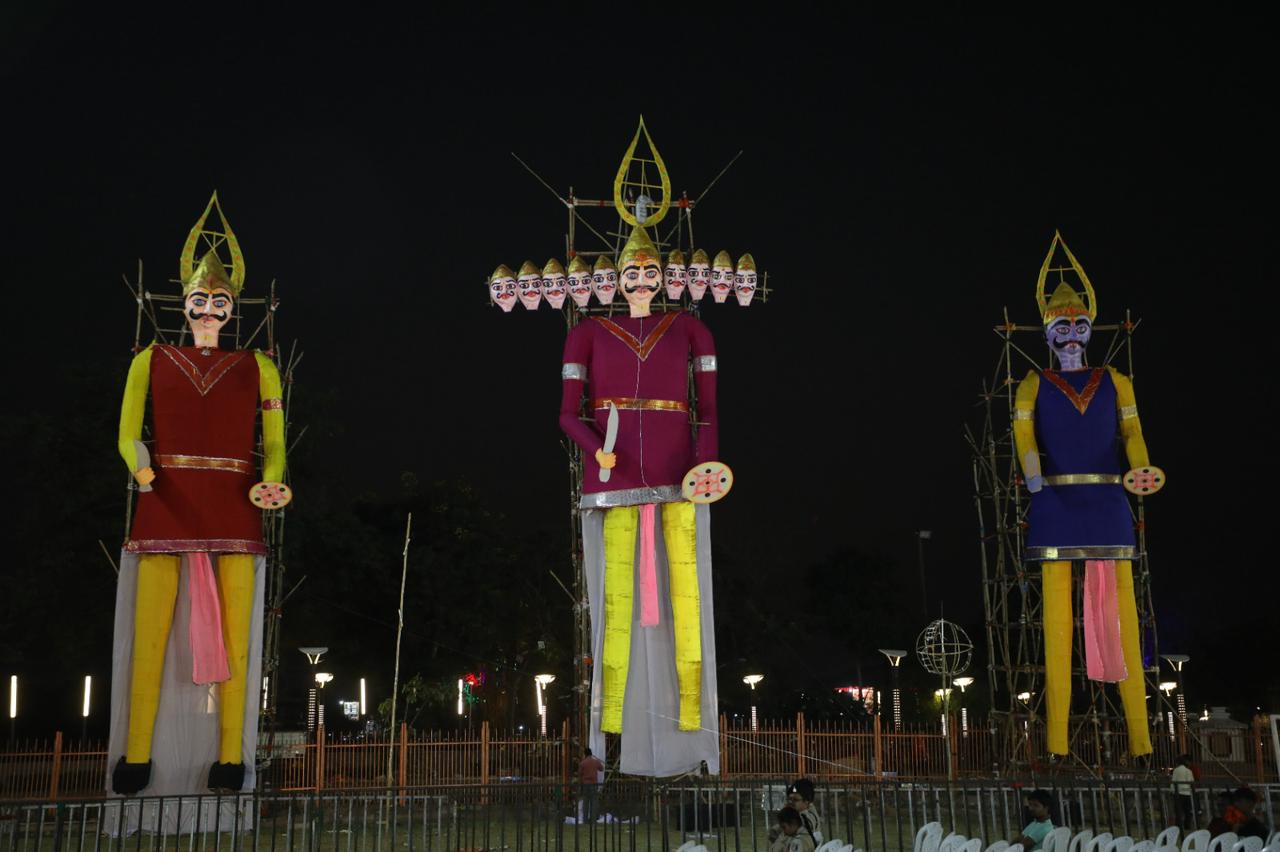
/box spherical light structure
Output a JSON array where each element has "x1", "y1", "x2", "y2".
[{"x1": 915, "y1": 619, "x2": 973, "y2": 677}]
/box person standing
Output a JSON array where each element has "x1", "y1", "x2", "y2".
[
  {"x1": 1171, "y1": 755, "x2": 1196, "y2": 829},
  {"x1": 577, "y1": 747, "x2": 605, "y2": 823}
]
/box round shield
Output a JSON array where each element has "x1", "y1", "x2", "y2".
[
  {"x1": 1122, "y1": 465, "x2": 1166, "y2": 496},
  {"x1": 249, "y1": 481, "x2": 293, "y2": 510},
  {"x1": 682, "y1": 461, "x2": 734, "y2": 504}
]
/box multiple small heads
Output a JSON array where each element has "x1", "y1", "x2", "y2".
[{"x1": 489, "y1": 239, "x2": 759, "y2": 313}]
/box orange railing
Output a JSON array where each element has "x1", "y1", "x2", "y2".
[{"x1": 4, "y1": 714, "x2": 1274, "y2": 800}]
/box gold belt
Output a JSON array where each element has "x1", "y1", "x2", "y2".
[
  {"x1": 592, "y1": 397, "x2": 689, "y2": 413},
  {"x1": 1043, "y1": 474, "x2": 1121, "y2": 486},
  {"x1": 157, "y1": 453, "x2": 253, "y2": 475}
]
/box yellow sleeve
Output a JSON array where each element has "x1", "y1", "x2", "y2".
[
  {"x1": 255, "y1": 351, "x2": 287, "y2": 483},
  {"x1": 117, "y1": 346, "x2": 153, "y2": 472},
  {"x1": 1013, "y1": 370, "x2": 1040, "y2": 477},
  {"x1": 1108, "y1": 367, "x2": 1150, "y2": 468}
]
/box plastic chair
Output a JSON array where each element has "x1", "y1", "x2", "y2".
[
  {"x1": 1183, "y1": 832, "x2": 1211, "y2": 852},
  {"x1": 985, "y1": 842, "x2": 1011, "y2": 852},
  {"x1": 940, "y1": 833, "x2": 969, "y2": 852},
  {"x1": 1155, "y1": 828, "x2": 1181, "y2": 851},
  {"x1": 1206, "y1": 834, "x2": 1238, "y2": 852},
  {"x1": 1110, "y1": 836, "x2": 1136, "y2": 852},
  {"x1": 960, "y1": 839, "x2": 984, "y2": 852},
  {"x1": 918, "y1": 823, "x2": 945, "y2": 852},
  {"x1": 1044, "y1": 827, "x2": 1074, "y2": 852},
  {"x1": 675, "y1": 843, "x2": 699, "y2": 852},
  {"x1": 1132, "y1": 841, "x2": 1156, "y2": 852},
  {"x1": 1230, "y1": 839, "x2": 1263, "y2": 852},
  {"x1": 1087, "y1": 832, "x2": 1115, "y2": 852},
  {"x1": 816, "y1": 842, "x2": 843, "y2": 852},
  {"x1": 1070, "y1": 830, "x2": 1096, "y2": 852}
]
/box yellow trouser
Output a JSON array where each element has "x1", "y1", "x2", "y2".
[
  {"x1": 600, "y1": 502, "x2": 702, "y2": 733},
  {"x1": 1043, "y1": 560, "x2": 1152, "y2": 757},
  {"x1": 126, "y1": 553, "x2": 255, "y2": 765}
]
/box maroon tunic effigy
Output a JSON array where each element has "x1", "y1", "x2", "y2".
[
  {"x1": 559, "y1": 311, "x2": 718, "y2": 508},
  {"x1": 127, "y1": 345, "x2": 266, "y2": 554}
]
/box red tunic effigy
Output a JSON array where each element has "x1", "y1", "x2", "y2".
[{"x1": 127, "y1": 345, "x2": 266, "y2": 554}]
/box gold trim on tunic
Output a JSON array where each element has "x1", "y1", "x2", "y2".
[
  {"x1": 591, "y1": 397, "x2": 688, "y2": 413},
  {"x1": 157, "y1": 453, "x2": 253, "y2": 474},
  {"x1": 1043, "y1": 473, "x2": 1122, "y2": 486},
  {"x1": 1026, "y1": 545, "x2": 1137, "y2": 560}
]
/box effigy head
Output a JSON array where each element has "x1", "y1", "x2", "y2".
[
  {"x1": 710, "y1": 251, "x2": 734, "y2": 303},
  {"x1": 183, "y1": 252, "x2": 235, "y2": 336},
  {"x1": 687, "y1": 248, "x2": 711, "y2": 302},
  {"x1": 567, "y1": 256, "x2": 593, "y2": 307},
  {"x1": 516, "y1": 261, "x2": 543, "y2": 310},
  {"x1": 664, "y1": 249, "x2": 688, "y2": 300},
  {"x1": 542, "y1": 258, "x2": 567, "y2": 309},
  {"x1": 619, "y1": 225, "x2": 663, "y2": 314},
  {"x1": 733, "y1": 253, "x2": 758, "y2": 306},
  {"x1": 592, "y1": 255, "x2": 618, "y2": 304},
  {"x1": 1043, "y1": 283, "x2": 1093, "y2": 369},
  {"x1": 489, "y1": 264, "x2": 517, "y2": 312}
]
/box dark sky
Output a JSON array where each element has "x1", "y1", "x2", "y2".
[{"x1": 3, "y1": 13, "x2": 1273, "y2": 712}]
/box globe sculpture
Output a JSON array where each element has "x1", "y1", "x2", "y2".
[{"x1": 915, "y1": 618, "x2": 973, "y2": 678}]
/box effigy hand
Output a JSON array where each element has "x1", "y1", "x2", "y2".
[
  {"x1": 595, "y1": 449, "x2": 617, "y2": 470},
  {"x1": 1022, "y1": 451, "x2": 1043, "y2": 493},
  {"x1": 134, "y1": 466, "x2": 156, "y2": 487},
  {"x1": 249, "y1": 481, "x2": 293, "y2": 510},
  {"x1": 1123, "y1": 466, "x2": 1165, "y2": 496}
]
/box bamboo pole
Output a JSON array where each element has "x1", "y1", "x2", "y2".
[{"x1": 386, "y1": 513, "x2": 412, "y2": 788}]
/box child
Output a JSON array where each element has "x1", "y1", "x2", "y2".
[
  {"x1": 770, "y1": 806, "x2": 816, "y2": 852},
  {"x1": 1012, "y1": 789, "x2": 1055, "y2": 851}
]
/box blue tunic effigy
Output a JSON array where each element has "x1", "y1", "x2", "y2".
[{"x1": 1026, "y1": 368, "x2": 1136, "y2": 559}]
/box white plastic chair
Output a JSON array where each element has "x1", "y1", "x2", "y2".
[
  {"x1": 985, "y1": 842, "x2": 1011, "y2": 852},
  {"x1": 1087, "y1": 832, "x2": 1115, "y2": 852},
  {"x1": 1231, "y1": 838, "x2": 1263, "y2": 852},
  {"x1": 1070, "y1": 830, "x2": 1096, "y2": 852},
  {"x1": 1110, "y1": 836, "x2": 1136, "y2": 852},
  {"x1": 1207, "y1": 834, "x2": 1238, "y2": 852},
  {"x1": 816, "y1": 842, "x2": 842, "y2": 852},
  {"x1": 838, "y1": 846, "x2": 855, "y2": 852},
  {"x1": 674, "y1": 843, "x2": 699, "y2": 852},
  {"x1": 1155, "y1": 828, "x2": 1181, "y2": 851},
  {"x1": 940, "y1": 833, "x2": 969, "y2": 852},
  {"x1": 1183, "y1": 832, "x2": 1211, "y2": 852},
  {"x1": 1132, "y1": 841, "x2": 1155, "y2": 852},
  {"x1": 960, "y1": 839, "x2": 984, "y2": 852},
  {"x1": 919, "y1": 823, "x2": 945, "y2": 852},
  {"x1": 1045, "y1": 828, "x2": 1073, "y2": 852}
]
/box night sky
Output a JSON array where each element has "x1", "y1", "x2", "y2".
[{"x1": 2, "y1": 13, "x2": 1273, "y2": 728}]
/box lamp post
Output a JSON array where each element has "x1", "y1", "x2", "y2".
[
  {"x1": 743, "y1": 675, "x2": 764, "y2": 732},
  {"x1": 81, "y1": 676, "x2": 92, "y2": 741},
  {"x1": 1161, "y1": 654, "x2": 1190, "y2": 751},
  {"x1": 954, "y1": 676, "x2": 974, "y2": 737},
  {"x1": 8, "y1": 675, "x2": 16, "y2": 742},
  {"x1": 879, "y1": 649, "x2": 908, "y2": 731},
  {"x1": 534, "y1": 674, "x2": 556, "y2": 737},
  {"x1": 314, "y1": 672, "x2": 333, "y2": 730},
  {"x1": 1159, "y1": 681, "x2": 1177, "y2": 742},
  {"x1": 299, "y1": 647, "x2": 328, "y2": 733}
]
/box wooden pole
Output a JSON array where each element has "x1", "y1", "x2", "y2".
[
  {"x1": 874, "y1": 713, "x2": 883, "y2": 781},
  {"x1": 399, "y1": 721, "x2": 408, "y2": 793},
  {"x1": 386, "y1": 513, "x2": 412, "y2": 789},
  {"x1": 315, "y1": 724, "x2": 325, "y2": 792},
  {"x1": 49, "y1": 732, "x2": 62, "y2": 800},
  {"x1": 797, "y1": 711, "x2": 806, "y2": 778}
]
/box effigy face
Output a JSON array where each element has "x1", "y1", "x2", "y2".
[
  {"x1": 664, "y1": 261, "x2": 687, "y2": 300},
  {"x1": 592, "y1": 262, "x2": 618, "y2": 304},
  {"x1": 489, "y1": 266, "x2": 517, "y2": 312},
  {"x1": 687, "y1": 259, "x2": 711, "y2": 301},
  {"x1": 1045, "y1": 316, "x2": 1092, "y2": 369},
  {"x1": 568, "y1": 270, "x2": 593, "y2": 306},
  {"x1": 517, "y1": 263, "x2": 543, "y2": 310},
  {"x1": 185, "y1": 287, "x2": 234, "y2": 336},
  {"x1": 621, "y1": 257, "x2": 663, "y2": 313},
  {"x1": 542, "y1": 259, "x2": 567, "y2": 309},
  {"x1": 710, "y1": 251, "x2": 734, "y2": 303},
  {"x1": 733, "y1": 253, "x2": 758, "y2": 306}
]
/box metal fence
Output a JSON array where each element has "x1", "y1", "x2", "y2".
[
  {"x1": 2, "y1": 780, "x2": 1276, "y2": 852},
  {"x1": 4, "y1": 714, "x2": 1275, "y2": 802}
]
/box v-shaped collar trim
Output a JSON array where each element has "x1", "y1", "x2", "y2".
[
  {"x1": 156, "y1": 345, "x2": 249, "y2": 397},
  {"x1": 593, "y1": 312, "x2": 680, "y2": 361},
  {"x1": 1041, "y1": 368, "x2": 1105, "y2": 415}
]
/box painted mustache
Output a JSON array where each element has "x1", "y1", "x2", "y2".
[
  {"x1": 1051, "y1": 337, "x2": 1086, "y2": 349},
  {"x1": 624, "y1": 283, "x2": 659, "y2": 293},
  {"x1": 189, "y1": 309, "x2": 229, "y2": 322}
]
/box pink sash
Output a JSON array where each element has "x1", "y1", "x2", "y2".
[
  {"x1": 638, "y1": 504, "x2": 660, "y2": 627},
  {"x1": 188, "y1": 552, "x2": 231, "y2": 685},
  {"x1": 1083, "y1": 559, "x2": 1126, "y2": 682}
]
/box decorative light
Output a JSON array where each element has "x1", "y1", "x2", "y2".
[
  {"x1": 359, "y1": 678, "x2": 367, "y2": 716},
  {"x1": 82, "y1": 676, "x2": 92, "y2": 718}
]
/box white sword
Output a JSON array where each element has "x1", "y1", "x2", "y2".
[{"x1": 598, "y1": 402, "x2": 619, "y2": 483}]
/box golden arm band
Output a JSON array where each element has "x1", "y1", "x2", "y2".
[
  {"x1": 1013, "y1": 409, "x2": 1034, "y2": 420},
  {"x1": 1012, "y1": 371, "x2": 1041, "y2": 475},
  {"x1": 1107, "y1": 368, "x2": 1151, "y2": 468},
  {"x1": 601, "y1": 507, "x2": 638, "y2": 734},
  {"x1": 118, "y1": 346, "x2": 154, "y2": 472},
  {"x1": 255, "y1": 352, "x2": 286, "y2": 483},
  {"x1": 1118, "y1": 405, "x2": 1138, "y2": 420},
  {"x1": 662, "y1": 502, "x2": 702, "y2": 731}
]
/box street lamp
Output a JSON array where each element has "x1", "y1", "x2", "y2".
[
  {"x1": 953, "y1": 677, "x2": 974, "y2": 736},
  {"x1": 1159, "y1": 681, "x2": 1177, "y2": 741},
  {"x1": 299, "y1": 647, "x2": 328, "y2": 733},
  {"x1": 81, "y1": 676, "x2": 92, "y2": 741},
  {"x1": 314, "y1": 672, "x2": 334, "y2": 731},
  {"x1": 743, "y1": 674, "x2": 764, "y2": 732},
  {"x1": 879, "y1": 649, "x2": 908, "y2": 731},
  {"x1": 1161, "y1": 654, "x2": 1190, "y2": 751},
  {"x1": 535, "y1": 674, "x2": 556, "y2": 737}
]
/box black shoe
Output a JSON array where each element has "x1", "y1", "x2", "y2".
[
  {"x1": 207, "y1": 762, "x2": 245, "y2": 792},
  {"x1": 111, "y1": 758, "x2": 152, "y2": 796}
]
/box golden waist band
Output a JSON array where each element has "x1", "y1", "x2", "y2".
[
  {"x1": 1043, "y1": 474, "x2": 1122, "y2": 486},
  {"x1": 157, "y1": 454, "x2": 253, "y2": 474},
  {"x1": 592, "y1": 397, "x2": 689, "y2": 413}
]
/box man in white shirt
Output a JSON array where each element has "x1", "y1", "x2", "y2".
[{"x1": 1170, "y1": 754, "x2": 1196, "y2": 829}]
